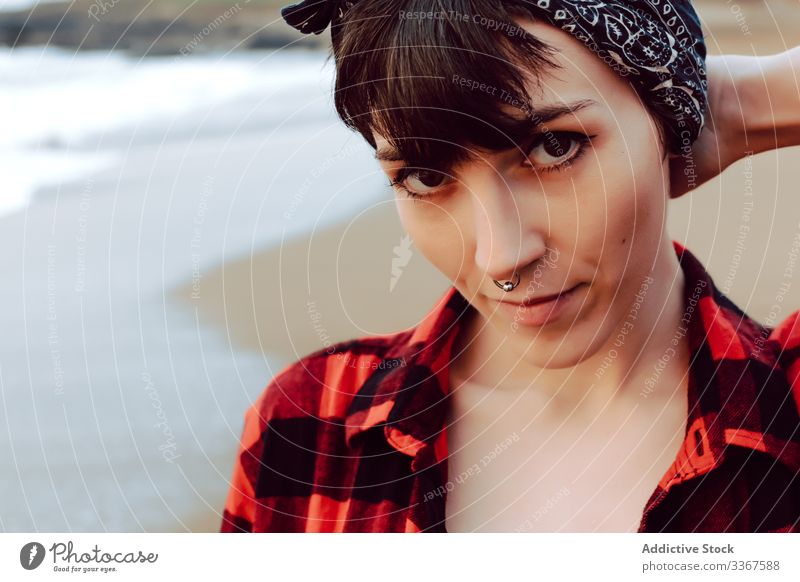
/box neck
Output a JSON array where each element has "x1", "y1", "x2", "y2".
[{"x1": 453, "y1": 238, "x2": 690, "y2": 412}]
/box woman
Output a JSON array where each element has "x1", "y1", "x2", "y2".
[{"x1": 221, "y1": 0, "x2": 800, "y2": 532}]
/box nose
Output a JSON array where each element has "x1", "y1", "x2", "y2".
[{"x1": 471, "y1": 173, "x2": 550, "y2": 283}]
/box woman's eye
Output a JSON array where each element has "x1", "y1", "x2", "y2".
[
  {"x1": 406, "y1": 169, "x2": 447, "y2": 190},
  {"x1": 388, "y1": 132, "x2": 591, "y2": 198},
  {"x1": 390, "y1": 168, "x2": 450, "y2": 198},
  {"x1": 524, "y1": 131, "x2": 590, "y2": 172}
]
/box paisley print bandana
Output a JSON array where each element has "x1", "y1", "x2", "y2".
[{"x1": 280, "y1": 0, "x2": 708, "y2": 154}]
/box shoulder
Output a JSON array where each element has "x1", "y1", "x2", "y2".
[
  {"x1": 748, "y1": 309, "x2": 800, "y2": 423},
  {"x1": 244, "y1": 331, "x2": 414, "y2": 429},
  {"x1": 768, "y1": 309, "x2": 800, "y2": 377},
  {"x1": 221, "y1": 331, "x2": 415, "y2": 532},
  {"x1": 767, "y1": 309, "x2": 800, "y2": 349}
]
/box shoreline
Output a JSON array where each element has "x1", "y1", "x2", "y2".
[{"x1": 171, "y1": 202, "x2": 451, "y2": 365}]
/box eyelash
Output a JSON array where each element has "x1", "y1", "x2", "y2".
[{"x1": 388, "y1": 132, "x2": 593, "y2": 199}]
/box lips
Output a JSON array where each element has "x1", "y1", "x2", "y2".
[
  {"x1": 508, "y1": 284, "x2": 580, "y2": 306},
  {"x1": 491, "y1": 283, "x2": 585, "y2": 327}
]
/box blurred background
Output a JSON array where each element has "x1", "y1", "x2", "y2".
[{"x1": 0, "y1": 0, "x2": 798, "y2": 532}]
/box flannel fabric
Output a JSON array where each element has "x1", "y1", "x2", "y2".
[{"x1": 221, "y1": 240, "x2": 800, "y2": 532}]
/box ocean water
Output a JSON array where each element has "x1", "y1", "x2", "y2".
[
  {"x1": 0, "y1": 46, "x2": 388, "y2": 531},
  {"x1": 0, "y1": 46, "x2": 381, "y2": 228}
]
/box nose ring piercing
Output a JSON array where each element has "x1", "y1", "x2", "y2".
[{"x1": 493, "y1": 272, "x2": 520, "y2": 292}]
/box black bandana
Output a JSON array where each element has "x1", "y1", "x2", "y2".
[{"x1": 280, "y1": 0, "x2": 708, "y2": 154}]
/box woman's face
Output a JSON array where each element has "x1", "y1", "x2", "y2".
[{"x1": 373, "y1": 18, "x2": 673, "y2": 368}]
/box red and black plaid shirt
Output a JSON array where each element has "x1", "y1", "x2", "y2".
[{"x1": 221, "y1": 241, "x2": 800, "y2": 532}]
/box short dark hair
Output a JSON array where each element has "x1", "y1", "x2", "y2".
[{"x1": 330, "y1": 0, "x2": 668, "y2": 173}]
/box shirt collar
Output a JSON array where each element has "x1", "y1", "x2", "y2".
[
  {"x1": 658, "y1": 241, "x2": 800, "y2": 490},
  {"x1": 343, "y1": 283, "x2": 468, "y2": 453},
  {"x1": 344, "y1": 241, "x2": 800, "y2": 483}
]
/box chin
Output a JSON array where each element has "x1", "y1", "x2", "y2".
[
  {"x1": 529, "y1": 338, "x2": 596, "y2": 369},
  {"x1": 514, "y1": 317, "x2": 609, "y2": 369}
]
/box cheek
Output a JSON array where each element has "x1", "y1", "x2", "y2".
[
  {"x1": 395, "y1": 198, "x2": 468, "y2": 281},
  {"x1": 588, "y1": 153, "x2": 669, "y2": 300},
  {"x1": 623, "y1": 157, "x2": 669, "y2": 247},
  {"x1": 589, "y1": 147, "x2": 669, "y2": 250}
]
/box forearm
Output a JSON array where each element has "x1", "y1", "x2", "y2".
[
  {"x1": 736, "y1": 46, "x2": 800, "y2": 154},
  {"x1": 661, "y1": 49, "x2": 798, "y2": 199}
]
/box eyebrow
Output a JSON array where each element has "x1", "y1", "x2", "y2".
[{"x1": 374, "y1": 98, "x2": 598, "y2": 162}]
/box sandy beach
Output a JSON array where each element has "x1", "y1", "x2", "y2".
[{"x1": 1, "y1": 0, "x2": 799, "y2": 533}]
